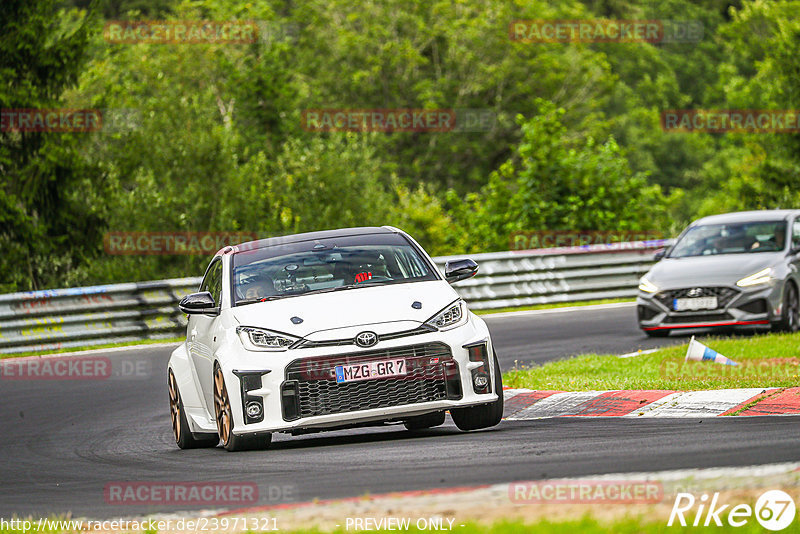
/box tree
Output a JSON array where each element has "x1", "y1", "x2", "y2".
[
  {"x1": 698, "y1": 0, "x2": 800, "y2": 214},
  {"x1": 0, "y1": 0, "x2": 102, "y2": 292},
  {"x1": 449, "y1": 100, "x2": 672, "y2": 252}
]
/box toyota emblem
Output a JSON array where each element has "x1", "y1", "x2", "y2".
[{"x1": 355, "y1": 331, "x2": 378, "y2": 348}]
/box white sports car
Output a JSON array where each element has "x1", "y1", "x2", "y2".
[{"x1": 168, "y1": 226, "x2": 503, "y2": 451}]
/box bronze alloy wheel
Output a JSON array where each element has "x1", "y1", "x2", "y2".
[
  {"x1": 213, "y1": 366, "x2": 233, "y2": 446},
  {"x1": 168, "y1": 369, "x2": 218, "y2": 449},
  {"x1": 168, "y1": 370, "x2": 182, "y2": 443}
]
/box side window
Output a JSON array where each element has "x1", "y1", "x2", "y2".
[
  {"x1": 200, "y1": 260, "x2": 223, "y2": 306},
  {"x1": 793, "y1": 220, "x2": 800, "y2": 249}
]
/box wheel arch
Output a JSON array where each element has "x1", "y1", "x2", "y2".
[{"x1": 168, "y1": 343, "x2": 215, "y2": 433}]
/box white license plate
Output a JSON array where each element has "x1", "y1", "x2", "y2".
[
  {"x1": 335, "y1": 359, "x2": 407, "y2": 384},
  {"x1": 674, "y1": 297, "x2": 718, "y2": 311}
]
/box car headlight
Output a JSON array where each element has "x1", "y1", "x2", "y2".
[
  {"x1": 736, "y1": 267, "x2": 774, "y2": 288},
  {"x1": 425, "y1": 300, "x2": 466, "y2": 331},
  {"x1": 236, "y1": 326, "x2": 300, "y2": 351},
  {"x1": 638, "y1": 276, "x2": 659, "y2": 293}
]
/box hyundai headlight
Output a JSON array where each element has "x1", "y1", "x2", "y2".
[
  {"x1": 425, "y1": 300, "x2": 466, "y2": 331},
  {"x1": 736, "y1": 267, "x2": 774, "y2": 288},
  {"x1": 236, "y1": 326, "x2": 300, "y2": 351},
  {"x1": 638, "y1": 276, "x2": 659, "y2": 294}
]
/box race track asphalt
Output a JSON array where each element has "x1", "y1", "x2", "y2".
[{"x1": 0, "y1": 306, "x2": 796, "y2": 518}]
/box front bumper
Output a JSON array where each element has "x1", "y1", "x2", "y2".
[
  {"x1": 637, "y1": 283, "x2": 782, "y2": 332},
  {"x1": 218, "y1": 315, "x2": 498, "y2": 435}
]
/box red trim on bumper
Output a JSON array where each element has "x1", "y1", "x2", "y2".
[{"x1": 642, "y1": 320, "x2": 770, "y2": 331}]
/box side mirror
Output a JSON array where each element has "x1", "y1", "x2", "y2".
[
  {"x1": 654, "y1": 248, "x2": 667, "y2": 261},
  {"x1": 179, "y1": 291, "x2": 219, "y2": 315},
  {"x1": 444, "y1": 259, "x2": 479, "y2": 284}
]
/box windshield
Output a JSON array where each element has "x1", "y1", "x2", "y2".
[
  {"x1": 669, "y1": 221, "x2": 788, "y2": 258},
  {"x1": 231, "y1": 233, "x2": 438, "y2": 305}
]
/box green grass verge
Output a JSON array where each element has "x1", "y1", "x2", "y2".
[
  {"x1": 503, "y1": 332, "x2": 800, "y2": 391},
  {"x1": 0, "y1": 337, "x2": 183, "y2": 360},
  {"x1": 473, "y1": 298, "x2": 633, "y2": 315}
]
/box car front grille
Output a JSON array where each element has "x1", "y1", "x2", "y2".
[
  {"x1": 281, "y1": 342, "x2": 461, "y2": 420},
  {"x1": 655, "y1": 287, "x2": 739, "y2": 311},
  {"x1": 663, "y1": 313, "x2": 733, "y2": 324}
]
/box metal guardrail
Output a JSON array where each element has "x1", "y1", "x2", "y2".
[
  {"x1": 0, "y1": 279, "x2": 201, "y2": 354},
  {"x1": 0, "y1": 240, "x2": 668, "y2": 354}
]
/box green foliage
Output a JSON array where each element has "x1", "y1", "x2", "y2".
[
  {"x1": 61, "y1": 0, "x2": 177, "y2": 18},
  {"x1": 0, "y1": 0, "x2": 102, "y2": 292},
  {"x1": 2, "y1": 0, "x2": 800, "y2": 289},
  {"x1": 449, "y1": 100, "x2": 672, "y2": 252},
  {"x1": 697, "y1": 0, "x2": 800, "y2": 214}
]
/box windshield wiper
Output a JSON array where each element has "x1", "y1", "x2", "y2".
[
  {"x1": 304, "y1": 284, "x2": 360, "y2": 295},
  {"x1": 236, "y1": 296, "x2": 284, "y2": 306}
]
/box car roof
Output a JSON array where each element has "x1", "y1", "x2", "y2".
[
  {"x1": 217, "y1": 226, "x2": 401, "y2": 256},
  {"x1": 692, "y1": 209, "x2": 800, "y2": 226}
]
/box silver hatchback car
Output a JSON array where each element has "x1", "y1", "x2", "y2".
[{"x1": 637, "y1": 210, "x2": 800, "y2": 337}]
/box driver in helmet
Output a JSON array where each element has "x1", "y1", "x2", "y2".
[{"x1": 240, "y1": 274, "x2": 275, "y2": 300}]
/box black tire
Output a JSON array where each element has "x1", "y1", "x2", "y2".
[
  {"x1": 168, "y1": 369, "x2": 219, "y2": 449},
  {"x1": 777, "y1": 282, "x2": 799, "y2": 333},
  {"x1": 644, "y1": 328, "x2": 670, "y2": 338},
  {"x1": 450, "y1": 356, "x2": 504, "y2": 432},
  {"x1": 404, "y1": 411, "x2": 446, "y2": 431},
  {"x1": 213, "y1": 365, "x2": 272, "y2": 452}
]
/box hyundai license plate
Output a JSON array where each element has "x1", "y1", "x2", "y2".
[{"x1": 673, "y1": 297, "x2": 718, "y2": 311}]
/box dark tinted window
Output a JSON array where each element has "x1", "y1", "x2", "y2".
[
  {"x1": 793, "y1": 219, "x2": 800, "y2": 249},
  {"x1": 200, "y1": 259, "x2": 223, "y2": 305},
  {"x1": 670, "y1": 221, "x2": 788, "y2": 258},
  {"x1": 232, "y1": 233, "x2": 437, "y2": 305}
]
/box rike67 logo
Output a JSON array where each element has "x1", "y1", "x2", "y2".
[{"x1": 669, "y1": 490, "x2": 797, "y2": 531}]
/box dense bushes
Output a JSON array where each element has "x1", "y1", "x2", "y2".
[{"x1": 2, "y1": 0, "x2": 799, "y2": 291}]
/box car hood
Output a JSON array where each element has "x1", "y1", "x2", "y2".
[
  {"x1": 230, "y1": 280, "x2": 459, "y2": 338},
  {"x1": 645, "y1": 253, "x2": 781, "y2": 289}
]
